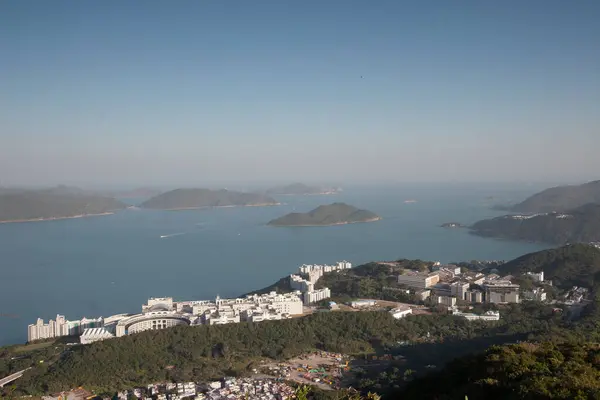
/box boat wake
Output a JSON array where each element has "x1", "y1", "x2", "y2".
[{"x1": 160, "y1": 232, "x2": 186, "y2": 239}]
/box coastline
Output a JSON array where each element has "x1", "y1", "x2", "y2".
[
  {"x1": 159, "y1": 203, "x2": 281, "y2": 211},
  {"x1": 268, "y1": 217, "x2": 382, "y2": 227},
  {"x1": 0, "y1": 212, "x2": 115, "y2": 224}
]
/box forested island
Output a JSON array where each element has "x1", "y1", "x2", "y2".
[
  {"x1": 140, "y1": 188, "x2": 279, "y2": 210},
  {"x1": 470, "y1": 204, "x2": 600, "y2": 244},
  {"x1": 4, "y1": 245, "x2": 600, "y2": 398},
  {"x1": 0, "y1": 188, "x2": 127, "y2": 223},
  {"x1": 265, "y1": 183, "x2": 342, "y2": 196},
  {"x1": 267, "y1": 203, "x2": 380, "y2": 226}
]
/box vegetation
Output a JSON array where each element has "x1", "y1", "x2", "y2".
[
  {"x1": 0, "y1": 189, "x2": 126, "y2": 222},
  {"x1": 268, "y1": 203, "x2": 380, "y2": 227},
  {"x1": 9, "y1": 303, "x2": 562, "y2": 395},
  {"x1": 470, "y1": 204, "x2": 600, "y2": 245},
  {"x1": 265, "y1": 183, "x2": 341, "y2": 195},
  {"x1": 397, "y1": 341, "x2": 600, "y2": 399},
  {"x1": 506, "y1": 180, "x2": 600, "y2": 213},
  {"x1": 498, "y1": 244, "x2": 600, "y2": 289},
  {"x1": 140, "y1": 188, "x2": 278, "y2": 209}
]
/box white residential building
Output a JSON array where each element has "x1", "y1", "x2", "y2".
[
  {"x1": 523, "y1": 288, "x2": 547, "y2": 302},
  {"x1": 303, "y1": 288, "x2": 331, "y2": 305},
  {"x1": 28, "y1": 315, "x2": 103, "y2": 342},
  {"x1": 290, "y1": 274, "x2": 314, "y2": 292},
  {"x1": 436, "y1": 296, "x2": 457, "y2": 307},
  {"x1": 527, "y1": 271, "x2": 544, "y2": 282}
]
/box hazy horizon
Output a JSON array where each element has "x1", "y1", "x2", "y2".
[{"x1": 2, "y1": 1, "x2": 599, "y2": 187}]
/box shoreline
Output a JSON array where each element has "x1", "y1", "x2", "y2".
[
  {"x1": 268, "y1": 217, "x2": 382, "y2": 227},
  {"x1": 158, "y1": 203, "x2": 281, "y2": 211},
  {"x1": 0, "y1": 212, "x2": 115, "y2": 225}
]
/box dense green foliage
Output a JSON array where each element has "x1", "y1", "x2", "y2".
[
  {"x1": 10, "y1": 304, "x2": 560, "y2": 395},
  {"x1": 398, "y1": 341, "x2": 600, "y2": 399},
  {"x1": 471, "y1": 204, "x2": 600, "y2": 245},
  {"x1": 140, "y1": 188, "x2": 278, "y2": 209},
  {"x1": 267, "y1": 203, "x2": 380, "y2": 226},
  {"x1": 0, "y1": 189, "x2": 126, "y2": 222},
  {"x1": 508, "y1": 180, "x2": 600, "y2": 213},
  {"x1": 265, "y1": 183, "x2": 340, "y2": 195},
  {"x1": 498, "y1": 244, "x2": 600, "y2": 289}
]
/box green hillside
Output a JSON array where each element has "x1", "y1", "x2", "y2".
[
  {"x1": 509, "y1": 180, "x2": 600, "y2": 213},
  {"x1": 140, "y1": 188, "x2": 278, "y2": 209},
  {"x1": 268, "y1": 202, "x2": 380, "y2": 226}
]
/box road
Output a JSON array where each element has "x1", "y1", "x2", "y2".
[{"x1": 0, "y1": 368, "x2": 30, "y2": 387}]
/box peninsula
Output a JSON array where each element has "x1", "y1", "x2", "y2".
[
  {"x1": 265, "y1": 183, "x2": 341, "y2": 196},
  {"x1": 0, "y1": 189, "x2": 127, "y2": 223},
  {"x1": 267, "y1": 202, "x2": 381, "y2": 226},
  {"x1": 470, "y1": 203, "x2": 600, "y2": 245},
  {"x1": 140, "y1": 188, "x2": 279, "y2": 210},
  {"x1": 501, "y1": 180, "x2": 600, "y2": 213}
]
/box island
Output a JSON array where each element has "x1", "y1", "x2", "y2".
[
  {"x1": 505, "y1": 179, "x2": 600, "y2": 213},
  {"x1": 139, "y1": 188, "x2": 279, "y2": 210},
  {"x1": 267, "y1": 202, "x2": 381, "y2": 226},
  {"x1": 440, "y1": 222, "x2": 465, "y2": 228},
  {"x1": 0, "y1": 188, "x2": 127, "y2": 223},
  {"x1": 470, "y1": 203, "x2": 600, "y2": 244},
  {"x1": 265, "y1": 183, "x2": 342, "y2": 196}
]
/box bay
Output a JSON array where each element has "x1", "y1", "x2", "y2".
[{"x1": 0, "y1": 184, "x2": 550, "y2": 346}]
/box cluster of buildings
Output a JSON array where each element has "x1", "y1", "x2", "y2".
[
  {"x1": 27, "y1": 315, "x2": 103, "y2": 342},
  {"x1": 396, "y1": 263, "x2": 528, "y2": 307},
  {"x1": 289, "y1": 261, "x2": 351, "y2": 305},
  {"x1": 563, "y1": 286, "x2": 589, "y2": 304},
  {"x1": 28, "y1": 291, "x2": 305, "y2": 344},
  {"x1": 451, "y1": 310, "x2": 500, "y2": 321}
]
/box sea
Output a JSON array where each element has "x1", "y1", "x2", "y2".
[{"x1": 0, "y1": 183, "x2": 552, "y2": 346}]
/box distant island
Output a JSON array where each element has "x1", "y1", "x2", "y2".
[
  {"x1": 140, "y1": 188, "x2": 279, "y2": 210},
  {"x1": 441, "y1": 222, "x2": 465, "y2": 228},
  {"x1": 500, "y1": 180, "x2": 600, "y2": 213},
  {"x1": 106, "y1": 187, "x2": 163, "y2": 199},
  {"x1": 265, "y1": 183, "x2": 342, "y2": 196},
  {"x1": 470, "y1": 203, "x2": 600, "y2": 245},
  {"x1": 267, "y1": 202, "x2": 381, "y2": 227},
  {"x1": 0, "y1": 187, "x2": 127, "y2": 223}
]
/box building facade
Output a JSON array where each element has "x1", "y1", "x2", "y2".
[{"x1": 397, "y1": 271, "x2": 440, "y2": 289}]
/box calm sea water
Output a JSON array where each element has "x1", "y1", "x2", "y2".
[{"x1": 0, "y1": 184, "x2": 550, "y2": 345}]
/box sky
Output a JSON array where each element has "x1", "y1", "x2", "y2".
[{"x1": 1, "y1": 0, "x2": 599, "y2": 188}]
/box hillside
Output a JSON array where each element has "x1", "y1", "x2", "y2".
[
  {"x1": 398, "y1": 341, "x2": 600, "y2": 399},
  {"x1": 508, "y1": 180, "x2": 600, "y2": 213},
  {"x1": 267, "y1": 203, "x2": 380, "y2": 226},
  {"x1": 470, "y1": 204, "x2": 600, "y2": 244},
  {"x1": 140, "y1": 189, "x2": 278, "y2": 209},
  {"x1": 266, "y1": 183, "x2": 341, "y2": 195},
  {"x1": 497, "y1": 244, "x2": 600, "y2": 289},
  {"x1": 0, "y1": 191, "x2": 127, "y2": 223}
]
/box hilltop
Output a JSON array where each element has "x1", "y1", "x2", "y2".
[
  {"x1": 267, "y1": 203, "x2": 380, "y2": 226},
  {"x1": 265, "y1": 183, "x2": 341, "y2": 196},
  {"x1": 0, "y1": 190, "x2": 127, "y2": 223},
  {"x1": 140, "y1": 188, "x2": 279, "y2": 210},
  {"x1": 497, "y1": 243, "x2": 600, "y2": 289},
  {"x1": 398, "y1": 341, "x2": 600, "y2": 399},
  {"x1": 470, "y1": 203, "x2": 600, "y2": 244},
  {"x1": 505, "y1": 180, "x2": 600, "y2": 213}
]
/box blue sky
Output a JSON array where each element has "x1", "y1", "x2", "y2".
[{"x1": 1, "y1": 0, "x2": 599, "y2": 188}]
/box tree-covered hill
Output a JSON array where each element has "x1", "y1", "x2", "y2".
[
  {"x1": 498, "y1": 244, "x2": 600, "y2": 289},
  {"x1": 140, "y1": 188, "x2": 278, "y2": 209},
  {"x1": 398, "y1": 341, "x2": 600, "y2": 399},
  {"x1": 508, "y1": 180, "x2": 600, "y2": 213},
  {"x1": 0, "y1": 191, "x2": 127, "y2": 222},
  {"x1": 267, "y1": 203, "x2": 380, "y2": 226},
  {"x1": 470, "y1": 204, "x2": 600, "y2": 245}
]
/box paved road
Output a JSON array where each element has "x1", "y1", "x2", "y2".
[{"x1": 0, "y1": 368, "x2": 30, "y2": 387}]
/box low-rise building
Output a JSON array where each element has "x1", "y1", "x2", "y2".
[
  {"x1": 350, "y1": 299, "x2": 377, "y2": 308},
  {"x1": 452, "y1": 310, "x2": 500, "y2": 321},
  {"x1": 390, "y1": 307, "x2": 413, "y2": 319},
  {"x1": 397, "y1": 271, "x2": 440, "y2": 289},
  {"x1": 436, "y1": 295, "x2": 457, "y2": 307},
  {"x1": 80, "y1": 327, "x2": 115, "y2": 344},
  {"x1": 483, "y1": 281, "x2": 520, "y2": 304},
  {"x1": 527, "y1": 271, "x2": 544, "y2": 282},
  {"x1": 450, "y1": 282, "x2": 470, "y2": 301},
  {"x1": 523, "y1": 288, "x2": 547, "y2": 301},
  {"x1": 414, "y1": 289, "x2": 431, "y2": 301}
]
